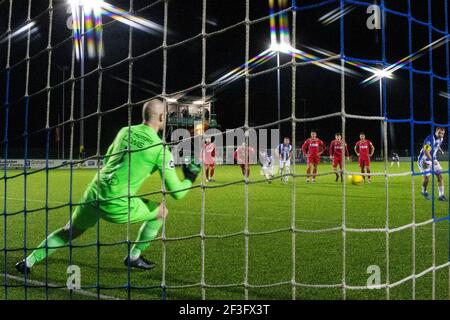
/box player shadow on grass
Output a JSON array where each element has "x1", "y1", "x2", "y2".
[
  {"x1": 4, "y1": 255, "x2": 130, "y2": 278},
  {"x1": 3, "y1": 256, "x2": 297, "y2": 299},
  {"x1": 3, "y1": 256, "x2": 162, "y2": 295}
]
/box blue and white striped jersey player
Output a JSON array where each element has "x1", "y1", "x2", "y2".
[
  {"x1": 418, "y1": 127, "x2": 447, "y2": 201},
  {"x1": 276, "y1": 137, "x2": 293, "y2": 183}
]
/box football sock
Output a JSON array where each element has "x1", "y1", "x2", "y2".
[
  {"x1": 130, "y1": 219, "x2": 163, "y2": 260},
  {"x1": 26, "y1": 228, "x2": 71, "y2": 268},
  {"x1": 422, "y1": 185, "x2": 427, "y2": 193},
  {"x1": 439, "y1": 186, "x2": 445, "y2": 197},
  {"x1": 210, "y1": 168, "x2": 215, "y2": 178},
  {"x1": 205, "y1": 168, "x2": 209, "y2": 180},
  {"x1": 306, "y1": 167, "x2": 311, "y2": 178},
  {"x1": 367, "y1": 169, "x2": 371, "y2": 180}
]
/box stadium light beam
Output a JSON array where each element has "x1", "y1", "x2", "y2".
[
  {"x1": 81, "y1": 0, "x2": 103, "y2": 10},
  {"x1": 0, "y1": 21, "x2": 36, "y2": 43},
  {"x1": 267, "y1": 42, "x2": 287, "y2": 134},
  {"x1": 68, "y1": 0, "x2": 163, "y2": 62},
  {"x1": 362, "y1": 36, "x2": 449, "y2": 86},
  {"x1": 100, "y1": 2, "x2": 164, "y2": 33},
  {"x1": 319, "y1": 4, "x2": 356, "y2": 26},
  {"x1": 68, "y1": 0, "x2": 103, "y2": 9},
  {"x1": 373, "y1": 68, "x2": 394, "y2": 80},
  {"x1": 439, "y1": 92, "x2": 450, "y2": 100},
  {"x1": 269, "y1": 42, "x2": 292, "y2": 54},
  {"x1": 362, "y1": 68, "x2": 394, "y2": 86}
]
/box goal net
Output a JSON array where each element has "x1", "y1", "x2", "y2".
[{"x1": 1, "y1": 0, "x2": 450, "y2": 300}]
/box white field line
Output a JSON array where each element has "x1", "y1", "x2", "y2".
[
  {"x1": 1, "y1": 197, "x2": 448, "y2": 297},
  {"x1": 2, "y1": 196, "x2": 449, "y2": 232},
  {"x1": 3, "y1": 273, "x2": 122, "y2": 300},
  {"x1": 199, "y1": 212, "x2": 450, "y2": 232},
  {"x1": 1, "y1": 197, "x2": 65, "y2": 204}
]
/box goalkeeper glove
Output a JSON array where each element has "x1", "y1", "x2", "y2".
[{"x1": 183, "y1": 159, "x2": 201, "y2": 183}]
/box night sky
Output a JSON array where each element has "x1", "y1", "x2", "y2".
[{"x1": 1, "y1": 0, "x2": 450, "y2": 160}]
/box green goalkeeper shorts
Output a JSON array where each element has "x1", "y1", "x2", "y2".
[{"x1": 70, "y1": 197, "x2": 161, "y2": 230}]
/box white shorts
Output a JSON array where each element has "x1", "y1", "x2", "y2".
[
  {"x1": 279, "y1": 160, "x2": 291, "y2": 169},
  {"x1": 261, "y1": 165, "x2": 273, "y2": 176},
  {"x1": 418, "y1": 158, "x2": 442, "y2": 176}
]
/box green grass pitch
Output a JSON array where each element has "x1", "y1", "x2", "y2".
[{"x1": 1, "y1": 162, "x2": 450, "y2": 300}]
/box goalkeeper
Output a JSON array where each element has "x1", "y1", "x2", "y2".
[{"x1": 16, "y1": 99, "x2": 201, "y2": 273}]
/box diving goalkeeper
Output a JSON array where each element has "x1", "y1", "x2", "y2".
[{"x1": 16, "y1": 99, "x2": 201, "y2": 273}]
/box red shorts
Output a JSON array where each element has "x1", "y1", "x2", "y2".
[
  {"x1": 204, "y1": 162, "x2": 215, "y2": 168},
  {"x1": 332, "y1": 157, "x2": 343, "y2": 168},
  {"x1": 359, "y1": 158, "x2": 370, "y2": 168},
  {"x1": 307, "y1": 155, "x2": 320, "y2": 165}
]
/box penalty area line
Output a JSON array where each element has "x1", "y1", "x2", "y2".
[
  {"x1": 3, "y1": 273, "x2": 122, "y2": 300},
  {"x1": 0, "y1": 196, "x2": 65, "y2": 205}
]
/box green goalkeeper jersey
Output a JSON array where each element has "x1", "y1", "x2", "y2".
[{"x1": 85, "y1": 124, "x2": 192, "y2": 214}]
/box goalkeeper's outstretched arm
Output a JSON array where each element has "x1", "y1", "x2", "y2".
[{"x1": 157, "y1": 147, "x2": 200, "y2": 200}]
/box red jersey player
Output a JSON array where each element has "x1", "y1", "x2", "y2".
[
  {"x1": 329, "y1": 132, "x2": 349, "y2": 182},
  {"x1": 202, "y1": 138, "x2": 216, "y2": 182},
  {"x1": 354, "y1": 132, "x2": 375, "y2": 183},
  {"x1": 301, "y1": 130, "x2": 326, "y2": 183},
  {"x1": 234, "y1": 142, "x2": 256, "y2": 178}
]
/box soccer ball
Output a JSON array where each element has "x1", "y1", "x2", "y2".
[{"x1": 348, "y1": 175, "x2": 364, "y2": 185}]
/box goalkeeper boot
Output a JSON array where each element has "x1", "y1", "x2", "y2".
[
  {"x1": 422, "y1": 192, "x2": 431, "y2": 200},
  {"x1": 15, "y1": 260, "x2": 31, "y2": 274},
  {"x1": 439, "y1": 195, "x2": 448, "y2": 202},
  {"x1": 124, "y1": 256, "x2": 155, "y2": 271}
]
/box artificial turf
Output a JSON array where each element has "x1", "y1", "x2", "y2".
[{"x1": 1, "y1": 161, "x2": 450, "y2": 300}]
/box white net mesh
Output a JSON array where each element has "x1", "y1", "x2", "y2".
[{"x1": 1, "y1": 0, "x2": 450, "y2": 300}]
